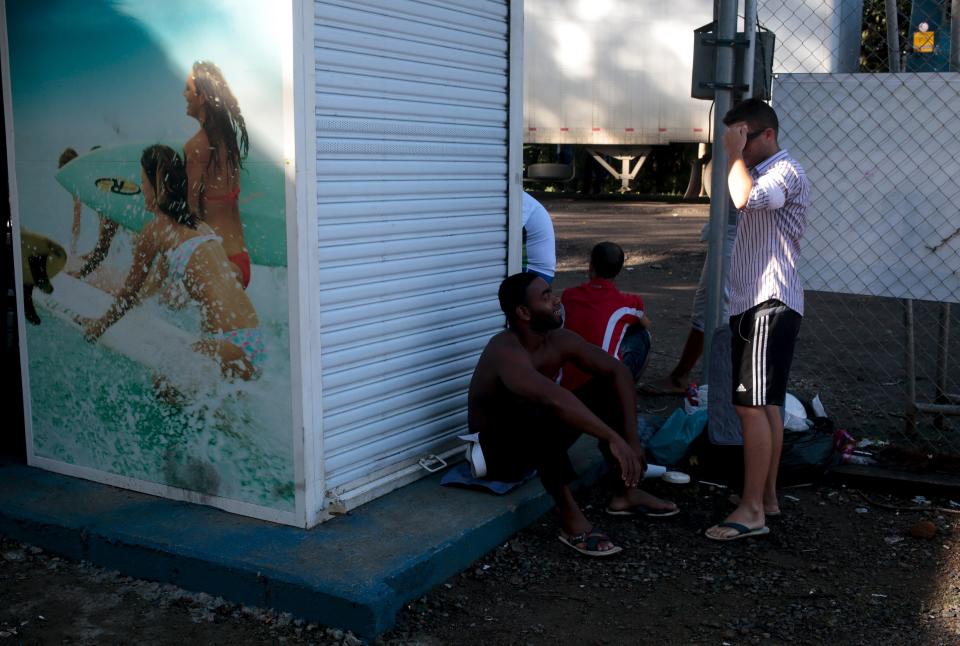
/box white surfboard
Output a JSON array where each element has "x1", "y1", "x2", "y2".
[
  {"x1": 36, "y1": 274, "x2": 225, "y2": 394},
  {"x1": 55, "y1": 141, "x2": 287, "y2": 267}
]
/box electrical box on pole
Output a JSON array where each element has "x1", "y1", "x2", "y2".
[{"x1": 691, "y1": 22, "x2": 776, "y2": 100}]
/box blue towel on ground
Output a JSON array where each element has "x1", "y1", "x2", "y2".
[{"x1": 440, "y1": 462, "x2": 537, "y2": 495}]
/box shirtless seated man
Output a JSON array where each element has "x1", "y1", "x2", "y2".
[{"x1": 467, "y1": 273, "x2": 678, "y2": 557}]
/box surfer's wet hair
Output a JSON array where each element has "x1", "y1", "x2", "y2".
[
  {"x1": 191, "y1": 61, "x2": 249, "y2": 174},
  {"x1": 141, "y1": 145, "x2": 196, "y2": 228}
]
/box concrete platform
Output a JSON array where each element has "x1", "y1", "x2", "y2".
[{"x1": 0, "y1": 438, "x2": 606, "y2": 638}]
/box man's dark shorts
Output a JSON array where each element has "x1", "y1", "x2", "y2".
[
  {"x1": 478, "y1": 379, "x2": 622, "y2": 492},
  {"x1": 730, "y1": 299, "x2": 802, "y2": 407}
]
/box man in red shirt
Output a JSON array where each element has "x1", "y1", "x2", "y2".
[{"x1": 561, "y1": 242, "x2": 652, "y2": 391}]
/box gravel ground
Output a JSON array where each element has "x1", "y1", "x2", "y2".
[
  {"x1": 383, "y1": 482, "x2": 960, "y2": 645},
  {"x1": 2, "y1": 484, "x2": 958, "y2": 645},
  {"x1": 3, "y1": 199, "x2": 959, "y2": 644}
]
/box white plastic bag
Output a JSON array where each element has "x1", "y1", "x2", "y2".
[{"x1": 782, "y1": 393, "x2": 812, "y2": 432}]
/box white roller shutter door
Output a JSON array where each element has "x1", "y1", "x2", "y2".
[{"x1": 313, "y1": 0, "x2": 512, "y2": 511}]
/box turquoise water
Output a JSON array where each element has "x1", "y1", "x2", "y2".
[{"x1": 27, "y1": 269, "x2": 295, "y2": 513}]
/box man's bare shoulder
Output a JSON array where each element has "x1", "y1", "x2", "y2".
[
  {"x1": 548, "y1": 327, "x2": 588, "y2": 351},
  {"x1": 481, "y1": 329, "x2": 523, "y2": 357},
  {"x1": 471, "y1": 331, "x2": 520, "y2": 393},
  {"x1": 484, "y1": 328, "x2": 577, "y2": 349},
  {"x1": 479, "y1": 329, "x2": 587, "y2": 365}
]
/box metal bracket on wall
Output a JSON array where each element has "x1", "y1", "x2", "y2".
[{"x1": 418, "y1": 454, "x2": 448, "y2": 473}]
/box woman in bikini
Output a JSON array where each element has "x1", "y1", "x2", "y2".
[
  {"x1": 82, "y1": 145, "x2": 264, "y2": 381},
  {"x1": 183, "y1": 61, "x2": 251, "y2": 288}
]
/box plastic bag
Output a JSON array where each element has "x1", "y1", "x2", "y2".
[
  {"x1": 647, "y1": 407, "x2": 708, "y2": 466},
  {"x1": 779, "y1": 428, "x2": 840, "y2": 482},
  {"x1": 683, "y1": 384, "x2": 707, "y2": 414},
  {"x1": 783, "y1": 393, "x2": 812, "y2": 432}
]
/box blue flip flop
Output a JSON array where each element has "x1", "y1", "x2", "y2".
[
  {"x1": 704, "y1": 522, "x2": 770, "y2": 541},
  {"x1": 606, "y1": 503, "x2": 680, "y2": 518}
]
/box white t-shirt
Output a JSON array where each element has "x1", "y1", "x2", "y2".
[{"x1": 521, "y1": 193, "x2": 556, "y2": 278}]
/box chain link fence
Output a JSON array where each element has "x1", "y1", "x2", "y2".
[{"x1": 756, "y1": 0, "x2": 960, "y2": 462}]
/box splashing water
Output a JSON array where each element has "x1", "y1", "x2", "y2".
[{"x1": 26, "y1": 269, "x2": 295, "y2": 513}]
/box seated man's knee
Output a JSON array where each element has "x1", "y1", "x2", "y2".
[{"x1": 620, "y1": 327, "x2": 651, "y2": 380}]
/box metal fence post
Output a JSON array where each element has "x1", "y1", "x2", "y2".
[
  {"x1": 904, "y1": 299, "x2": 916, "y2": 436},
  {"x1": 952, "y1": 0, "x2": 960, "y2": 72},
  {"x1": 935, "y1": 303, "x2": 950, "y2": 431},
  {"x1": 743, "y1": 0, "x2": 758, "y2": 97},
  {"x1": 701, "y1": 0, "x2": 739, "y2": 384},
  {"x1": 885, "y1": 0, "x2": 901, "y2": 73}
]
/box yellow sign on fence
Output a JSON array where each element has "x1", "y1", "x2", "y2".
[{"x1": 913, "y1": 31, "x2": 935, "y2": 53}]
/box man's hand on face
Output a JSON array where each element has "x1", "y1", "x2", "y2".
[{"x1": 723, "y1": 121, "x2": 748, "y2": 157}]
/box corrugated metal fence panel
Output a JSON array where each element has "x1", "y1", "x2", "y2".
[{"x1": 314, "y1": 0, "x2": 510, "y2": 496}]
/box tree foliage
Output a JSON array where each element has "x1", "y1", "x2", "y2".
[{"x1": 860, "y1": 0, "x2": 912, "y2": 72}]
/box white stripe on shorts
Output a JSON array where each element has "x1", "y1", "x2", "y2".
[{"x1": 753, "y1": 315, "x2": 769, "y2": 405}]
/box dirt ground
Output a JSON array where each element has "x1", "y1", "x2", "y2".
[{"x1": 3, "y1": 199, "x2": 959, "y2": 645}]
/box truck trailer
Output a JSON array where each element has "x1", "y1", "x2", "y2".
[{"x1": 523, "y1": 0, "x2": 864, "y2": 190}]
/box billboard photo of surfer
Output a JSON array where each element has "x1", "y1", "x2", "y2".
[
  {"x1": 183, "y1": 61, "x2": 255, "y2": 290},
  {"x1": 4, "y1": 0, "x2": 295, "y2": 520},
  {"x1": 79, "y1": 145, "x2": 265, "y2": 384}
]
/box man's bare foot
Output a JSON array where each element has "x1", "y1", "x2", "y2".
[
  {"x1": 637, "y1": 374, "x2": 687, "y2": 396},
  {"x1": 705, "y1": 504, "x2": 766, "y2": 540},
  {"x1": 729, "y1": 492, "x2": 781, "y2": 515},
  {"x1": 607, "y1": 488, "x2": 679, "y2": 517},
  {"x1": 554, "y1": 487, "x2": 618, "y2": 554}
]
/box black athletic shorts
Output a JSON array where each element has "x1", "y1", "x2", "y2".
[
  {"x1": 478, "y1": 378, "x2": 624, "y2": 493},
  {"x1": 729, "y1": 299, "x2": 802, "y2": 407}
]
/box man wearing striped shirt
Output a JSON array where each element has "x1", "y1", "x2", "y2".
[{"x1": 705, "y1": 99, "x2": 810, "y2": 542}]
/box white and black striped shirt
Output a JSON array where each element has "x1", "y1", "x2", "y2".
[{"x1": 729, "y1": 149, "x2": 810, "y2": 317}]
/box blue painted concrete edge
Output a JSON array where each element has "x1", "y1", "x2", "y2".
[{"x1": 0, "y1": 437, "x2": 608, "y2": 638}]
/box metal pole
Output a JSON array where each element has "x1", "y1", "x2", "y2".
[
  {"x1": 952, "y1": 0, "x2": 960, "y2": 72},
  {"x1": 904, "y1": 299, "x2": 917, "y2": 435},
  {"x1": 701, "y1": 0, "x2": 739, "y2": 384},
  {"x1": 885, "y1": 0, "x2": 901, "y2": 73},
  {"x1": 743, "y1": 0, "x2": 758, "y2": 98},
  {"x1": 935, "y1": 303, "x2": 950, "y2": 430}
]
